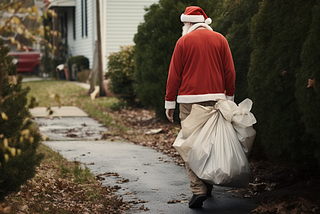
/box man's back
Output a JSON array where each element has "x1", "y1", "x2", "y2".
[{"x1": 166, "y1": 29, "x2": 235, "y2": 103}]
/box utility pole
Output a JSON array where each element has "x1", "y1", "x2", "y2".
[{"x1": 96, "y1": 0, "x2": 106, "y2": 96}]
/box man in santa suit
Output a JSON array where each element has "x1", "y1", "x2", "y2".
[{"x1": 165, "y1": 6, "x2": 236, "y2": 208}]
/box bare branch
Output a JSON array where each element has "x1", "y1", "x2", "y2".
[{"x1": 0, "y1": 67, "x2": 3, "y2": 107}]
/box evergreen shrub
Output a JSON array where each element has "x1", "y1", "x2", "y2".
[
  {"x1": 0, "y1": 41, "x2": 43, "y2": 199},
  {"x1": 67, "y1": 55, "x2": 89, "y2": 73},
  {"x1": 107, "y1": 45, "x2": 136, "y2": 104},
  {"x1": 248, "y1": 0, "x2": 316, "y2": 164},
  {"x1": 214, "y1": 0, "x2": 261, "y2": 104},
  {"x1": 295, "y1": 2, "x2": 320, "y2": 163}
]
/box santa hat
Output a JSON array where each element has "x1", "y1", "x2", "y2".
[{"x1": 180, "y1": 6, "x2": 212, "y2": 25}]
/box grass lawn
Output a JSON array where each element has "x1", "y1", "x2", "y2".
[{"x1": 23, "y1": 80, "x2": 120, "y2": 128}]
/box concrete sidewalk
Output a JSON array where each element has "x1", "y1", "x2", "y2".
[
  {"x1": 44, "y1": 140, "x2": 258, "y2": 214},
  {"x1": 30, "y1": 106, "x2": 88, "y2": 117}
]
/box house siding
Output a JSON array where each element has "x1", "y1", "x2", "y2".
[
  {"x1": 67, "y1": 8, "x2": 75, "y2": 46},
  {"x1": 68, "y1": 0, "x2": 95, "y2": 70},
  {"x1": 67, "y1": 0, "x2": 157, "y2": 71},
  {"x1": 105, "y1": 0, "x2": 157, "y2": 71}
]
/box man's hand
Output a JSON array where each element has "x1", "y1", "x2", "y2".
[{"x1": 165, "y1": 109, "x2": 174, "y2": 123}]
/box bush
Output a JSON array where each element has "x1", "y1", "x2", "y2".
[
  {"x1": 214, "y1": 0, "x2": 261, "y2": 104},
  {"x1": 107, "y1": 46, "x2": 136, "y2": 104},
  {"x1": 68, "y1": 55, "x2": 89, "y2": 72},
  {"x1": 0, "y1": 41, "x2": 43, "y2": 199},
  {"x1": 248, "y1": 0, "x2": 316, "y2": 164},
  {"x1": 76, "y1": 69, "x2": 91, "y2": 83},
  {"x1": 295, "y1": 2, "x2": 320, "y2": 163}
]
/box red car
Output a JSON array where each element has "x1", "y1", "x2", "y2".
[{"x1": 8, "y1": 49, "x2": 42, "y2": 75}]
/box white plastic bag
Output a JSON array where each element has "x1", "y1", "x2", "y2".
[
  {"x1": 173, "y1": 99, "x2": 257, "y2": 188},
  {"x1": 173, "y1": 105, "x2": 217, "y2": 161},
  {"x1": 215, "y1": 99, "x2": 257, "y2": 157}
]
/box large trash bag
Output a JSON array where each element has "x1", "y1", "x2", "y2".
[{"x1": 173, "y1": 99, "x2": 256, "y2": 188}]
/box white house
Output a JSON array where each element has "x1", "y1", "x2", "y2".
[{"x1": 44, "y1": 0, "x2": 158, "y2": 73}]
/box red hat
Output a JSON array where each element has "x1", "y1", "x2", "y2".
[{"x1": 180, "y1": 6, "x2": 212, "y2": 25}]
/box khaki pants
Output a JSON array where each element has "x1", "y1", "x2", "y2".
[{"x1": 179, "y1": 101, "x2": 216, "y2": 195}]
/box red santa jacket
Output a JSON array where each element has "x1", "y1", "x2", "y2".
[{"x1": 165, "y1": 28, "x2": 235, "y2": 109}]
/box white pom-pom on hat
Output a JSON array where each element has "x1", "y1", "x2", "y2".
[{"x1": 205, "y1": 18, "x2": 212, "y2": 25}]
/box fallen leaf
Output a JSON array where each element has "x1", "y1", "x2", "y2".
[
  {"x1": 281, "y1": 70, "x2": 287, "y2": 76},
  {"x1": 103, "y1": 172, "x2": 119, "y2": 177},
  {"x1": 145, "y1": 128, "x2": 163, "y2": 135},
  {"x1": 167, "y1": 199, "x2": 182, "y2": 204},
  {"x1": 26, "y1": 187, "x2": 31, "y2": 200},
  {"x1": 116, "y1": 179, "x2": 129, "y2": 184},
  {"x1": 307, "y1": 78, "x2": 317, "y2": 89},
  {"x1": 3, "y1": 206, "x2": 11, "y2": 213}
]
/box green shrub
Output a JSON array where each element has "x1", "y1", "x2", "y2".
[
  {"x1": 0, "y1": 41, "x2": 43, "y2": 199},
  {"x1": 248, "y1": 0, "x2": 316, "y2": 164},
  {"x1": 107, "y1": 45, "x2": 136, "y2": 104},
  {"x1": 214, "y1": 0, "x2": 261, "y2": 104},
  {"x1": 295, "y1": 2, "x2": 320, "y2": 163},
  {"x1": 109, "y1": 101, "x2": 127, "y2": 111},
  {"x1": 76, "y1": 69, "x2": 91, "y2": 83},
  {"x1": 68, "y1": 55, "x2": 89, "y2": 72}
]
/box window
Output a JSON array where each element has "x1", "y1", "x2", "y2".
[
  {"x1": 81, "y1": 0, "x2": 88, "y2": 37},
  {"x1": 73, "y1": 7, "x2": 76, "y2": 40}
]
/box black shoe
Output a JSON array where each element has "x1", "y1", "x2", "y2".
[
  {"x1": 207, "y1": 188, "x2": 212, "y2": 197},
  {"x1": 189, "y1": 194, "x2": 207, "y2": 208},
  {"x1": 205, "y1": 182, "x2": 213, "y2": 197}
]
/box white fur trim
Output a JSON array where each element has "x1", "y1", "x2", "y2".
[
  {"x1": 165, "y1": 100, "x2": 176, "y2": 109},
  {"x1": 226, "y1": 95, "x2": 234, "y2": 102},
  {"x1": 181, "y1": 14, "x2": 205, "y2": 23},
  {"x1": 187, "y1": 23, "x2": 213, "y2": 34},
  {"x1": 177, "y1": 93, "x2": 228, "y2": 103}
]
